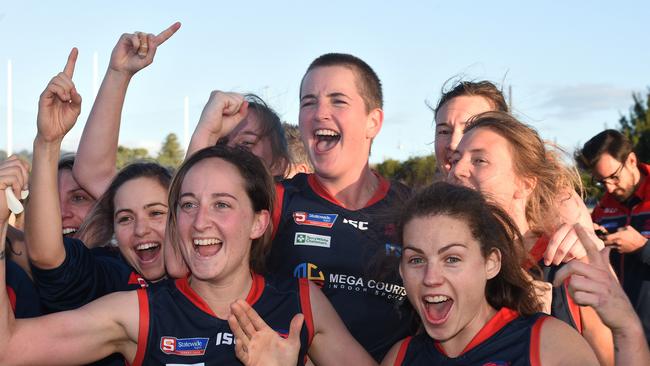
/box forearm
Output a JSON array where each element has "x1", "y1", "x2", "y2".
[
  {"x1": 73, "y1": 69, "x2": 131, "y2": 198},
  {"x1": 612, "y1": 321, "x2": 650, "y2": 366},
  {"x1": 0, "y1": 219, "x2": 16, "y2": 361},
  {"x1": 25, "y1": 137, "x2": 66, "y2": 268},
  {"x1": 186, "y1": 126, "x2": 222, "y2": 160}
]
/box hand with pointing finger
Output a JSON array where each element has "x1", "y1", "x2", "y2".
[
  {"x1": 109, "y1": 22, "x2": 181, "y2": 77},
  {"x1": 37, "y1": 48, "x2": 82, "y2": 143}
]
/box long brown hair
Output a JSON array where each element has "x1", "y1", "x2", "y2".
[
  {"x1": 464, "y1": 111, "x2": 581, "y2": 234},
  {"x1": 398, "y1": 182, "x2": 541, "y2": 316}
]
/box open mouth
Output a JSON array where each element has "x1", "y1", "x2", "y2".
[
  {"x1": 135, "y1": 242, "x2": 161, "y2": 262},
  {"x1": 193, "y1": 238, "x2": 223, "y2": 257},
  {"x1": 423, "y1": 295, "x2": 454, "y2": 325},
  {"x1": 314, "y1": 129, "x2": 341, "y2": 153},
  {"x1": 62, "y1": 227, "x2": 78, "y2": 236}
]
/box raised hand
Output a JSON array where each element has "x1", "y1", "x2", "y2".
[
  {"x1": 0, "y1": 156, "x2": 30, "y2": 223},
  {"x1": 199, "y1": 91, "x2": 249, "y2": 137},
  {"x1": 109, "y1": 22, "x2": 181, "y2": 76},
  {"x1": 228, "y1": 299, "x2": 303, "y2": 366},
  {"x1": 36, "y1": 48, "x2": 82, "y2": 143}
]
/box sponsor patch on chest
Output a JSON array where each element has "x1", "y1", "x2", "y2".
[
  {"x1": 293, "y1": 211, "x2": 338, "y2": 228},
  {"x1": 294, "y1": 232, "x2": 331, "y2": 248},
  {"x1": 160, "y1": 337, "x2": 209, "y2": 356}
]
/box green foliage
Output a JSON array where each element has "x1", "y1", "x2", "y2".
[
  {"x1": 157, "y1": 133, "x2": 184, "y2": 169},
  {"x1": 619, "y1": 90, "x2": 650, "y2": 162},
  {"x1": 116, "y1": 146, "x2": 150, "y2": 169},
  {"x1": 375, "y1": 154, "x2": 437, "y2": 189}
]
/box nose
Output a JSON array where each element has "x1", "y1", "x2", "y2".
[
  {"x1": 315, "y1": 101, "x2": 331, "y2": 122},
  {"x1": 423, "y1": 263, "x2": 444, "y2": 287},
  {"x1": 449, "y1": 156, "x2": 469, "y2": 184},
  {"x1": 604, "y1": 181, "x2": 618, "y2": 194},
  {"x1": 60, "y1": 202, "x2": 74, "y2": 219},
  {"x1": 192, "y1": 206, "x2": 212, "y2": 232},
  {"x1": 448, "y1": 129, "x2": 463, "y2": 152},
  {"x1": 134, "y1": 217, "x2": 152, "y2": 237}
]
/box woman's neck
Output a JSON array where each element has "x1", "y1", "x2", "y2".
[
  {"x1": 189, "y1": 269, "x2": 253, "y2": 319},
  {"x1": 316, "y1": 165, "x2": 379, "y2": 210}
]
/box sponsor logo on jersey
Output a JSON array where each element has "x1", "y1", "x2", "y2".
[
  {"x1": 215, "y1": 332, "x2": 235, "y2": 346},
  {"x1": 293, "y1": 262, "x2": 325, "y2": 287},
  {"x1": 603, "y1": 208, "x2": 618, "y2": 214},
  {"x1": 160, "y1": 337, "x2": 209, "y2": 356},
  {"x1": 294, "y1": 232, "x2": 331, "y2": 248},
  {"x1": 128, "y1": 272, "x2": 149, "y2": 288},
  {"x1": 343, "y1": 218, "x2": 368, "y2": 230},
  {"x1": 293, "y1": 212, "x2": 338, "y2": 228},
  {"x1": 385, "y1": 243, "x2": 402, "y2": 257}
]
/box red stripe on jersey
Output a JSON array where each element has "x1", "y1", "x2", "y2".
[
  {"x1": 7, "y1": 286, "x2": 16, "y2": 313},
  {"x1": 272, "y1": 182, "x2": 285, "y2": 241},
  {"x1": 435, "y1": 307, "x2": 520, "y2": 356},
  {"x1": 175, "y1": 273, "x2": 265, "y2": 317},
  {"x1": 393, "y1": 337, "x2": 412, "y2": 366},
  {"x1": 307, "y1": 173, "x2": 390, "y2": 209},
  {"x1": 564, "y1": 281, "x2": 583, "y2": 333},
  {"x1": 529, "y1": 315, "x2": 548, "y2": 366},
  {"x1": 246, "y1": 273, "x2": 265, "y2": 306},
  {"x1": 526, "y1": 236, "x2": 548, "y2": 270},
  {"x1": 130, "y1": 288, "x2": 150, "y2": 366},
  {"x1": 298, "y1": 278, "x2": 314, "y2": 346}
]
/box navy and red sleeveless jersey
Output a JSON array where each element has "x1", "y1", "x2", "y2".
[
  {"x1": 130, "y1": 273, "x2": 313, "y2": 366},
  {"x1": 525, "y1": 236, "x2": 582, "y2": 333},
  {"x1": 6, "y1": 259, "x2": 42, "y2": 318},
  {"x1": 268, "y1": 173, "x2": 413, "y2": 360},
  {"x1": 31, "y1": 237, "x2": 148, "y2": 313},
  {"x1": 591, "y1": 163, "x2": 650, "y2": 342},
  {"x1": 393, "y1": 308, "x2": 548, "y2": 366}
]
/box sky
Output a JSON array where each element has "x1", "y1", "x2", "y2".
[{"x1": 0, "y1": 1, "x2": 648, "y2": 163}]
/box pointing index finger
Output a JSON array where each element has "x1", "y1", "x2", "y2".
[
  {"x1": 574, "y1": 224, "x2": 605, "y2": 266},
  {"x1": 155, "y1": 22, "x2": 181, "y2": 45},
  {"x1": 63, "y1": 47, "x2": 78, "y2": 78}
]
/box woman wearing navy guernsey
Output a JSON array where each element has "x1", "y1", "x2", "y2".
[
  {"x1": 183, "y1": 53, "x2": 413, "y2": 361},
  {"x1": 0, "y1": 49, "x2": 375, "y2": 365},
  {"x1": 381, "y1": 182, "x2": 599, "y2": 365}
]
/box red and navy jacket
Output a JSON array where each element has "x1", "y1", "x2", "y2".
[
  {"x1": 526, "y1": 236, "x2": 583, "y2": 333},
  {"x1": 591, "y1": 162, "x2": 650, "y2": 342},
  {"x1": 31, "y1": 237, "x2": 148, "y2": 313},
  {"x1": 268, "y1": 173, "x2": 414, "y2": 361},
  {"x1": 393, "y1": 308, "x2": 548, "y2": 366},
  {"x1": 6, "y1": 259, "x2": 42, "y2": 318},
  {"x1": 130, "y1": 273, "x2": 312, "y2": 366}
]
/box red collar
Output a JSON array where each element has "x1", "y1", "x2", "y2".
[{"x1": 307, "y1": 172, "x2": 390, "y2": 209}]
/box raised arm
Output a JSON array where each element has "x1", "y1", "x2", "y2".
[
  {"x1": 0, "y1": 154, "x2": 139, "y2": 365},
  {"x1": 73, "y1": 22, "x2": 180, "y2": 199},
  {"x1": 185, "y1": 91, "x2": 248, "y2": 158},
  {"x1": 25, "y1": 48, "x2": 82, "y2": 269},
  {"x1": 555, "y1": 224, "x2": 650, "y2": 366}
]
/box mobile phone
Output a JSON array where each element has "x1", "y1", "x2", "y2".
[{"x1": 595, "y1": 228, "x2": 608, "y2": 239}]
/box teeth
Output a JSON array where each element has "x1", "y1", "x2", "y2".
[
  {"x1": 314, "y1": 129, "x2": 340, "y2": 137},
  {"x1": 193, "y1": 238, "x2": 222, "y2": 246},
  {"x1": 136, "y1": 242, "x2": 160, "y2": 251},
  {"x1": 424, "y1": 295, "x2": 450, "y2": 304},
  {"x1": 62, "y1": 228, "x2": 78, "y2": 235}
]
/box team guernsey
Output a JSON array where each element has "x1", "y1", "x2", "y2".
[
  {"x1": 525, "y1": 236, "x2": 582, "y2": 333},
  {"x1": 31, "y1": 237, "x2": 148, "y2": 313},
  {"x1": 130, "y1": 273, "x2": 312, "y2": 366},
  {"x1": 268, "y1": 173, "x2": 413, "y2": 360},
  {"x1": 6, "y1": 259, "x2": 42, "y2": 318},
  {"x1": 393, "y1": 308, "x2": 548, "y2": 366}
]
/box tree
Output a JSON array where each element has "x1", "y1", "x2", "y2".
[
  {"x1": 116, "y1": 146, "x2": 150, "y2": 169},
  {"x1": 157, "y1": 133, "x2": 184, "y2": 169},
  {"x1": 374, "y1": 154, "x2": 437, "y2": 189},
  {"x1": 618, "y1": 89, "x2": 650, "y2": 162}
]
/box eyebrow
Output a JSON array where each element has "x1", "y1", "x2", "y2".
[
  {"x1": 179, "y1": 192, "x2": 238, "y2": 201},
  {"x1": 115, "y1": 202, "x2": 168, "y2": 217},
  {"x1": 300, "y1": 92, "x2": 351, "y2": 102},
  {"x1": 67, "y1": 187, "x2": 89, "y2": 195},
  {"x1": 402, "y1": 242, "x2": 467, "y2": 254}
]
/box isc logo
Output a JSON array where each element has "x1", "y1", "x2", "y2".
[{"x1": 215, "y1": 332, "x2": 235, "y2": 346}]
